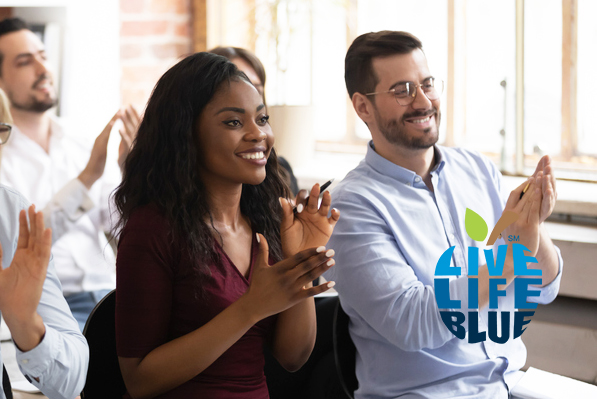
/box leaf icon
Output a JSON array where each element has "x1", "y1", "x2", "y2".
[{"x1": 465, "y1": 208, "x2": 488, "y2": 242}]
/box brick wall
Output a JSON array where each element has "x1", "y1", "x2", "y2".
[{"x1": 120, "y1": 0, "x2": 193, "y2": 109}]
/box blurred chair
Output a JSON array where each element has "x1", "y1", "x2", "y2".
[
  {"x1": 333, "y1": 299, "x2": 358, "y2": 399},
  {"x1": 81, "y1": 290, "x2": 126, "y2": 399},
  {"x1": 265, "y1": 295, "x2": 355, "y2": 399}
]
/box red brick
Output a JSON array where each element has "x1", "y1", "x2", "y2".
[
  {"x1": 120, "y1": 44, "x2": 144, "y2": 59},
  {"x1": 149, "y1": 0, "x2": 188, "y2": 14},
  {"x1": 121, "y1": 20, "x2": 169, "y2": 36},
  {"x1": 174, "y1": 21, "x2": 191, "y2": 38},
  {"x1": 151, "y1": 42, "x2": 190, "y2": 59},
  {"x1": 120, "y1": 0, "x2": 145, "y2": 14}
]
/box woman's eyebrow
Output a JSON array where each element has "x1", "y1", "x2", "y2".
[
  {"x1": 257, "y1": 104, "x2": 265, "y2": 111},
  {"x1": 215, "y1": 107, "x2": 245, "y2": 115}
]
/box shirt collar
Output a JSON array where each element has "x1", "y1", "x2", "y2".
[
  {"x1": 365, "y1": 140, "x2": 446, "y2": 186},
  {"x1": 9, "y1": 114, "x2": 64, "y2": 144}
]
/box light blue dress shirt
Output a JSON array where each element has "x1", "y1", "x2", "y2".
[
  {"x1": 324, "y1": 142, "x2": 562, "y2": 399},
  {"x1": 0, "y1": 184, "x2": 88, "y2": 399}
]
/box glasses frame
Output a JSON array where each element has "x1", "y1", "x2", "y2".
[
  {"x1": 0, "y1": 122, "x2": 12, "y2": 145},
  {"x1": 365, "y1": 78, "x2": 444, "y2": 106}
]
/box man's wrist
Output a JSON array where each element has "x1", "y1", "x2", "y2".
[
  {"x1": 7, "y1": 313, "x2": 46, "y2": 352},
  {"x1": 77, "y1": 169, "x2": 96, "y2": 190}
]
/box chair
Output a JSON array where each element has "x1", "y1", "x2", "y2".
[
  {"x1": 265, "y1": 295, "x2": 354, "y2": 399},
  {"x1": 81, "y1": 290, "x2": 127, "y2": 399},
  {"x1": 333, "y1": 299, "x2": 358, "y2": 399}
]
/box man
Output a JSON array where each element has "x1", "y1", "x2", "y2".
[
  {"x1": 324, "y1": 31, "x2": 562, "y2": 398},
  {"x1": 0, "y1": 89, "x2": 88, "y2": 399},
  {"x1": 0, "y1": 18, "x2": 138, "y2": 330}
]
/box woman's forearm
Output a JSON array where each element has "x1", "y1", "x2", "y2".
[{"x1": 119, "y1": 296, "x2": 260, "y2": 399}]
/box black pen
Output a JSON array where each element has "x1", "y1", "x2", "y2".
[
  {"x1": 293, "y1": 178, "x2": 335, "y2": 214},
  {"x1": 519, "y1": 181, "x2": 530, "y2": 199}
]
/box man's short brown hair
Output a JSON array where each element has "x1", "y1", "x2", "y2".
[{"x1": 345, "y1": 31, "x2": 423, "y2": 100}]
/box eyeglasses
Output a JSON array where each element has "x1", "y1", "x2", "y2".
[
  {"x1": 366, "y1": 78, "x2": 444, "y2": 106},
  {"x1": 0, "y1": 123, "x2": 11, "y2": 145}
]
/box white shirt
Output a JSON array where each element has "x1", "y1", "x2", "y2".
[
  {"x1": 0, "y1": 117, "x2": 117, "y2": 295},
  {"x1": 0, "y1": 184, "x2": 89, "y2": 399}
]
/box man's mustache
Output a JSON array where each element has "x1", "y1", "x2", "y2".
[
  {"x1": 402, "y1": 108, "x2": 437, "y2": 120},
  {"x1": 32, "y1": 74, "x2": 52, "y2": 89}
]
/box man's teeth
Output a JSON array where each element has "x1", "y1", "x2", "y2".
[
  {"x1": 240, "y1": 152, "x2": 265, "y2": 160},
  {"x1": 411, "y1": 116, "x2": 431, "y2": 124}
]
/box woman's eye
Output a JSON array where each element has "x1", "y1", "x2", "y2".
[
  {"x1": 258, "y1": 115, "x2": 270, "y2": 125},
  {"x1": 224, "y1": 120, "x2": 242, "y2": 127}
]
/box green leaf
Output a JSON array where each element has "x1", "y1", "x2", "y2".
[{"x1": 465, "y1": 208, "x2": 488, "y2": 242}]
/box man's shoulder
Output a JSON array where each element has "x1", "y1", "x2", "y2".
[
  {"x1": 0, "y1": 184, "x2": 29, "y2": 211},
  {"x1": 440, "y1": 146, "x2": 500, "y2": 175}
]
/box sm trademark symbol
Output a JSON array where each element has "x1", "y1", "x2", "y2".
[{"x1": 508, "y1": 235, "x2": 520, "y2": 242}]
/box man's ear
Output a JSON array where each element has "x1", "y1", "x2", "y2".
[{"x1": 352, "y1": 92, "x2": 374, "y2": 125}]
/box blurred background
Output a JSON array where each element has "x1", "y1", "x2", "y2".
[{"x1": 1, "y1": 0, "x2": 595, "y2": 387}]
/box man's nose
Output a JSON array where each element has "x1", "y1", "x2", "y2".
[
  {"x1": 34, "y1": 56, "x2": 50, "y2": 75},
  {"x1": 411, "y1": 85, "x2": 432, "y2": 109}
]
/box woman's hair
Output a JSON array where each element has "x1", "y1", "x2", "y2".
[
  {"x1": 208, "y1": 47, "x2": 266, "y2": 104},
  {"x1": 113, "y1": 52, "x2": 290, "y2": 284}
]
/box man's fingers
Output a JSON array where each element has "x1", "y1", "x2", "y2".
[
  {"x1": 506, "y1": 178, "x2": 531, "y2": 209},
  {"x1": 28, "y1": 205, "x2": 37, "y2": 249},
  {"x1": 17, "y1": 209, "x2": 29, "y2": 250}
]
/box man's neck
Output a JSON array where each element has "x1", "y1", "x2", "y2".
[
  {"x1": 373, "y1": 136, "x2": 436, "y2": 181},
  {"x1": 11, "y1": 108, "x2": 52, "y2": 153}
]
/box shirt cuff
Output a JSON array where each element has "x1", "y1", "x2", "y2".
[
  {"x1": 533, "y1": 245, "x2": 563, "y2": 305},
  {"x1": 15, "y1": 325, "x2": 61, "y2": 383},
  {"x1": 51, "y1": 178, "x2": 95, "y2": 222}
]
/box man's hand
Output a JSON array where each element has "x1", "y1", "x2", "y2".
[
  {"x1": 530, "y1": 155, "x2": 557, "y2": 223},
  {"x1": 279, "y1": 184, "x2": 340, "y2": 258},
  {"x1": 0, "y1": 206, "x2": 52, "y2": 351},
  {"x1": 118, "y1": 105, "x2": 141, "y2": 172},
  {"x1": 503, "y1": 177, "x2": 542, "y2": 257},
  {"x1": 78, "y1": 111, "x2": 121, "y2": 190}
]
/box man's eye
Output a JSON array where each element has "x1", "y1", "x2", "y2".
[
  {"x1": 224, "y1": 120, "x2": 241, "y2": 127},
  {"x1": 394, "y1": 87, "x2": 409, "y2": 97}
]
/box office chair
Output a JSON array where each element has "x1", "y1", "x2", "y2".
[
  {"x1": 333, "y1": 299, "x2": 358, "y2": 399},
  {"x1": 81, "y1": 290, "x2": 127, "y2": 399}
]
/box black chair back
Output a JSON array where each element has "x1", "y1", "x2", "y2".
[
  {"x1": 81, "y1": 290, "x2": 126, "y2": 399},
  {"x1": 333, "y1": 299, "x2": 358, "y2": 399}
]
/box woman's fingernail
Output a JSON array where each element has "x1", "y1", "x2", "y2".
[
  {"x1": 316, "y1": 246, "x2": 326, "y2": 253},
  {"x1": 326, "y1": 259, "x2": 335, "y2": 267},
  {"x1": 256, "y1": 233, "x2": 260, "y2": 244},
  {"x1": 297, "y1": 204, "x2": 304, "y2": 213},
  {"x1": 325, "y1": 249, "x2": 335, "y2": 257},
  {"x1": 327, "y1": 281, "x2": 336, "y2": 288}
]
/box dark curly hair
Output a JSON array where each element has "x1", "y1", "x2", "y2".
[{"x1": 113, "y1": 52, "x2": 290, "y2": 286}]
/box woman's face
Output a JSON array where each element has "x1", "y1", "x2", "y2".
[
  {"x1": 231, "y1": 57, "x2": 264, "y2": 98},
  {"x1": 196, "y1": 79, "x2": 273, "y2": 188}
]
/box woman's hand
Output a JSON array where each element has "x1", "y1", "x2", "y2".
[
  {"x1": 279, "y1": 183, "x2": 340, "y2": 257},
  {"x1": 242, "y1": 233, "x2": 335, "y2": 321}
]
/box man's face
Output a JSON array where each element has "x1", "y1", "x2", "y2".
[
  {"x1": 0, "y1": 29, "x2": 57, "y2": 113},
  {"x1": 369, "y1": 49, "x2": 440, "y2": 150}
]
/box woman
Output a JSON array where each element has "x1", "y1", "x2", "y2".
[
  {"x1": 113, "y1": 52, "x2": 339, "y2": 398},
  {"x1": 209, "y1": 46, "x2": 300, "y2": 195}
]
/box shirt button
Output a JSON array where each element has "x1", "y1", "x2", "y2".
[
  {"x1": 415, "y1": 176, "x2": 421, "y2": 182},
  {"x1": 21, "y1": 359, "x2": 29, "y2": 364},
  {"x1": 449, "y1": 234, "x2": 455, "y2": 240}
]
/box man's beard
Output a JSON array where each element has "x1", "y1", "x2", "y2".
[
  {"x1": 375, "y1": 108, "x2": 441, "y2": 149},
  {"x1": 10, "y1": 95, "x2": 57, "y2": 113}
]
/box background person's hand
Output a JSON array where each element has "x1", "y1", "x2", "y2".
[
  {"x1": 279, "y1": 184, "x2": 340, "y2": 257},
  {"x1": 0, "y1": 206, "x2": 52, "y2": 351},
  {"x1": 118, "y1": 105, "x2": 141, "y2": 172},
  {"x1": 78, "y1": 111, "x2": 121, "y2": 189},
  {"x1": 242, "y1": 233, "x2": 335, "y2": 320}
]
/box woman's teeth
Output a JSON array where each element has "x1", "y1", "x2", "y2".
[{"x1": 240, "y1": 152, "x2": 264, "y2": 160}]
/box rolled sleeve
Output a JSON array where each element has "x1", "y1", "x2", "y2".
[
  {"x1": 43, "y1": 178, "x2": 95, "y2": 242},
  {"x1": 532, "y1": 245, "x2": 563, "y2": 305}
]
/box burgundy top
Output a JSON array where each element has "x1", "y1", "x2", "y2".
[{"x1": 115, "y1": 204, "x2": 276, "y2": 399}]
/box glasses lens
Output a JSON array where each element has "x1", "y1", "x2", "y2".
[
  {"x1": 424, "y1": 79, "x2": 444, "y2": 100},
  {"x1": 394, "y1": 83, "x2": 415, "y2": 106},
  {"x1": 0, "y1": 125, "x2": 11, "y2": 144}
]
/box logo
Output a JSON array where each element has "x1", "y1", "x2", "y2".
[{"x1": 433, "y1": 209, "x2": 541, "y2": 344}]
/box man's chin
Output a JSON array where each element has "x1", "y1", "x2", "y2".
[{"x1": 12, "y1": 99, "x2": 57, "y2": 113}]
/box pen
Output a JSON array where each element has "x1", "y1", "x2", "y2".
[
  {"x1": 519, "y1": 181, "x2": 530, "y2": 199},
  {"x1": 293, "y1": 178, "x2": 335, "y2": 214}
]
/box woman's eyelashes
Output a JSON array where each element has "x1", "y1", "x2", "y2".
[{"x1": 222, "y1": 114, "x2": 270, "y2": 128}]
